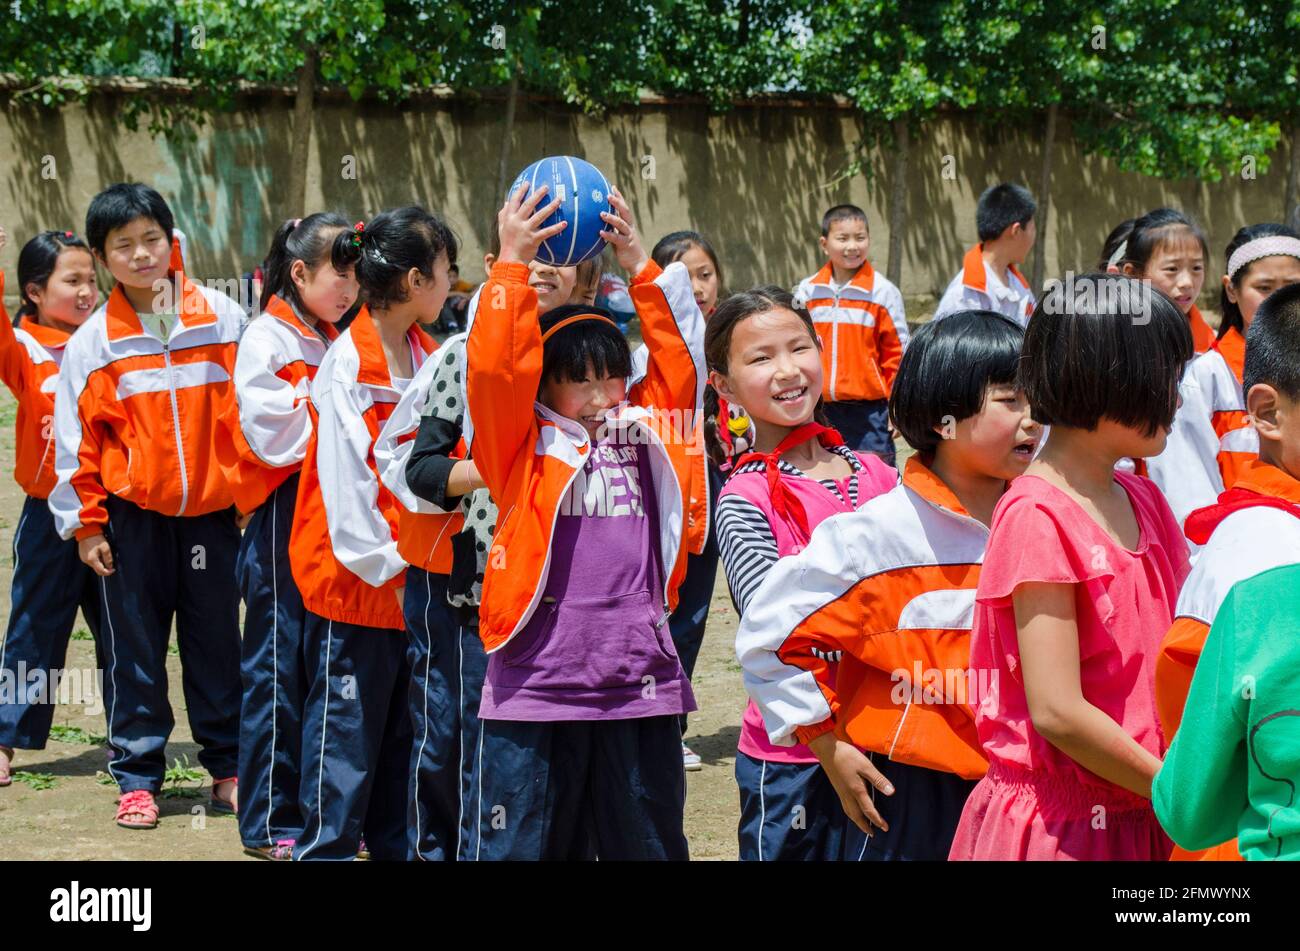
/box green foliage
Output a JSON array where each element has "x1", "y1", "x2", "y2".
[
  {"x1": 48, "y1": 724, "x2": 107, "y2": 746},
  {"x1": 12, "y1": 770, "x2": 58, "y2": 790}
]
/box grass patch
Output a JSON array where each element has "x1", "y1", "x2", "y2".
[
  {"x1": 70, "y1": 628, "x2": 94, "y2": 642},
  {"x1": 163, "y1": 754, "x2": 205, "y2": 786},
  {"x1": 48, "y1": 724, "x2": 106, "y2": 746},
  {"x1": 94, "y1": 770, "x2": 116, "y2": 786},
  {"x1": 12, "y1": 770, "x2": 57, "y2": 790}
]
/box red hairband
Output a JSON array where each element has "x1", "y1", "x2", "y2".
[{"x1": 541, "y1": 312, "x2": 619, "y2": 343}]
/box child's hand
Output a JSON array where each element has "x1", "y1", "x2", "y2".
[
  {"x1": 807, "y1": 732, "x2": 894, "y2": 835},
  {"x1": 235, "y1": 510, "x2": 253, "y2": 530},
  {"x1": 497, "y1": 183, "x2": 566, "y2": 266},
  {"x1": 599, "y1": 187, "x2": 649, "y2": 276},
  {"x1": 78, "y1": 533, "x2": 115, "y2": 576}
]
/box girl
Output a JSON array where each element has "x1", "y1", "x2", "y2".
[
  {"x1": 735, "y1": 312, "x2": 1040, "y2": 859},
  {"x1": 709, "y1": 286, "x2": 897, "y2": 860},
  {"x1": 288, "y1": 206, "x2": 452, "y2": 861},
  {"x1": 650, "y1": 230, "x2": 724, "y2": 771},
  {"x1": 950, "y1": 274, "x2": 1193, "y2": 860},
  {"x1": 462, "y1": 182, "x2": 705, "y2": 860},
  {"x1": 0, "y1": 228, "x2": 102, "y2": 786},
  {"x1": 373, "y1": 214, "x2": 593, "y2": 861},
  {"x1": 1117, "y1": 207, "x2": 1214, "y2": 353},
  {"x1": 217, "y1": 213, "x2": 360, "y2": 859}
]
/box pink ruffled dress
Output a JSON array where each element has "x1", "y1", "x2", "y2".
[{"x1": 949, "y1": 472, "x2": 1190, "y2": 861}]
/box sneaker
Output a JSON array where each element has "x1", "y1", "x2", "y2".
[{"x1": 682, "y1": 743, "x2": 702, "y2": 772}]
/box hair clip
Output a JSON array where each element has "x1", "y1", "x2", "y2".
[
  {"x1": 350, "y1": 220, "x2": 366, "y2": 248},
  {"x1": 290, "y1": 218, "x2": 302, "y2": 230},
  {"x1": 64, "y1": 230, "x2": 74, "y2": 238}
]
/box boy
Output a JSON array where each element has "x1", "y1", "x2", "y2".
[
  {"x1": 934, "y1": 183, "x2": 1037, "y2": 326},
  {"x1": 735, "y1": 312, "x2": 1041, "y2": 859},
  {"x1": 1154, "y1": 281, "x2": 1300, "y2": 860},
  {"x1": 49, "y1": 183, "x2": 245, "y2": 829},
  {"x1": 794, "y1": 204, "x2": 907, "y2": 465}
]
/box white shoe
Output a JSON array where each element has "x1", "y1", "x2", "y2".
[{"x1": 682, "y1": 743, "x2": 702, "y2": 771}]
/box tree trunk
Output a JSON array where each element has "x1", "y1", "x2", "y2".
[
  {"x1": 1032, "y1": 101, "x2": 1058, "y2": 292},
  {"x1": 286, "y1": 46, "x2": 318, "y2": 219},
  {"x1": 496, "y1": 68, "x2": 521, "y2": 200},
  {"x1": 886, "y1": 117, "x2": 909, "y2": 289},
  {"x1": 1286, "y1": 123, "x2": 1300, "y2": 232}
]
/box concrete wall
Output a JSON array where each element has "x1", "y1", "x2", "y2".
[{"x1": 1, "y1": 91, "x2": 1292, "y2": 317}]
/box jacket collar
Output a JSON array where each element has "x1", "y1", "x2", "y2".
[
  {"x1": 1233, "y1": 458, "x2": 1300, "y2": 504},
  {"x1": 264, "y1": 294, "x2": 339, "y2": 344},
  {"x1": 18, "y1": 315, "x2": 73, "y2": 349},
  {"x1": 902, "y1": 455, "x2": 977, "y2": 519},
  {"x1": 350, "y1": 305, "x2": 434, "y2": 389},
  {"x1": 812, "y1": 259, "x2": 876, "y2": 293},
  {"x1": 960, "y1": 243, "x2": 1027, "y2": 296},
  {"x1": 1212, "y1": 325, "x2": 1245, "y2": 383},
  {"x1": 104, "y1": 267, "x2": 217, "y2": 342}
]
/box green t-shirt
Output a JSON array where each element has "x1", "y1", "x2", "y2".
[
  {"x1": 138, "y1": 310, "x2": 179, "y2": 344},
  {"x1": 1153, "y1": 562, "x2": 1300, "y2": 860}
]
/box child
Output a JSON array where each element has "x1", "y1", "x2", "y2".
[
  {"x1": 288, "y1": 206, "x2": 451, "y2": 861},
  {"x1": 794, "y1": 205, "x2": 907, "y2": 465},
  {"x1": 1153, "y1": 564, "x2": 1300, "y2": 860},
  {"x1": 934, "y1": 183, "x2": 1037, "y2": 327},
  {"x1": 1154, "y1": 281, "x2": 1300, "y2": 860},
  {"x1": 50, "y1": 184, "x2": 245, "y2": 829},
  {"x1": 735, "y1": 311, "x2": 1040, "y2": 859},
  {"x1": 463, "y1": 182, "x2": 704, "y2": 860},
  {"x1": 1115, "y1": 207, "x2": 1215, "y2": 354},
  {"x1": 709, "y1": 286, "x2": 898, "y2": 860},
  {"x1": 217, "y1": 213, "x2": 360, "y2": 859},
  {"x1": 373, "y1": 215, "x2": 590, "y2": 861},
  {"x1": 650, "y1": 229, "x2": 724, "y2": 770},
  {"x1": 949, "y1": 274, "x2": 1193, "y2": 860},
  {"x1": 0, "y1": 228, "x2": 103, "y2": 785}
]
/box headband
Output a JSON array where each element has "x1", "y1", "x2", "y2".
[
  {"x1": 1227, "y1": 235, "x2": 1300, "y2": 279},
  {"x1": 1106, "y1": 239, "x2": 1128, "y2": 270},
  {"x1": 541, "y1": 312, "x2": 620, "y2": 343}
]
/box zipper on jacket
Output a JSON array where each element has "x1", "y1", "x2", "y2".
[{"x1": 162, "y1": 340, "x2": 190, "y2": 514}]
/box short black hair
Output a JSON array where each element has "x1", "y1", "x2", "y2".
[
  {"x1": 976, "y1": 184, "x2": 1036, "y2": 243},
  {"x1": 889, "y1": 311, "x2": 1023, "y2": 455},
  {"x1": 538, "y1": 304, "x2": 632, "y2": 385},
  {"x1": 85, "y1": 183, "x2": 174, "y2": 255},
  {"x1": 1021, "y1": 273, "x2": 1192, "y2": 436},
  {"x1": 355, "y1": 205, "x2": 458, "y2": 311},
  {"x1": 1244, "y1": 282, "x2": 1300, "y2": 401},
  {"x1": 1116, "y1": 207, "x2": 1208, "y2": 275},
  {"x1": 821, "y1": 204, "x2": 868, "y2": 237}
]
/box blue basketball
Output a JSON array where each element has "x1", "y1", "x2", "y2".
[{"x1": 509, "y1": 156, "x2": 612, "y2": 267}]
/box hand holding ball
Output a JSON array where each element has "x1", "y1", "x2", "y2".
[{"x1": 506, "y1": 156, "x2": 613, "y2": 267}]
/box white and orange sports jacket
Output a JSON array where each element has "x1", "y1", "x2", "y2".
[
  {"x1": 793, "y1": 261, "x2": 908, "y2": 403},
  {"x1": 288, "y1": 306, "x2": 436, "y2": 630},
  {"x1": 50, "y1": 270, "x2": 244, "y2": 540},
  {"x1": 1155, "y1": 459, "x2": 1300, "y2": 860},
  {"x1": 0, "y1": 272, "x2": 75, "y2": 500},
  {"x1": 933, "y1": 244, "x2": 1035, "y2": 327},
  {"x1": 466, "y1": 258, "x2": 705, "y2": 653},
  {"x1": 216, "y1": 294, "x2": 339, "y2": 516},
  {"x1": 373, "y1": 326, "x2": 469, "y2": 576},
  {"x1": 735, "y1": 457, "x2": 990, "y2": 779}
]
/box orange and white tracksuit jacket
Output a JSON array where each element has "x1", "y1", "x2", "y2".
[
  {"x1": 1155, "y1": 459, "x2": 1300, "y2": 860},
  {"x1": 50, "y1": 274, "x2": 244, "y2": 541},
  {"x1": 1145, "y1": 331, "x2": 1254, "y2": 533},
  {"x1": 288, "y1": 306, "x2": 436, "y2": 630},
  {"x1": 735, "y1": 456, "x2": 990, "y2": 779},
  {"x1": 0, "y1": 273, "x2": 73, "y2": 499},
  {"x1": 373, "y1": 325, "x2": 469, "y2": 577},
  {"x1": 933, "y1": 244, "x2": 1035, "y2": 327},
  {"x1": 466, "y1": 258, "x2": 705, "y2": 653},
  {"x1": 793, "y1": 261, "x2": 908, "y2": 403},
  {"x1": 216, "y1": 294, "x2": 339, "y2": 516}
]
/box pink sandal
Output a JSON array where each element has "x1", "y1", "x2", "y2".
[{"x1": 115, "y1": 789, "x2": 159, "y2": 830}]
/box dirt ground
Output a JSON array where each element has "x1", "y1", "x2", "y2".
[{"x1": 0, "y1": 387, "x2": 756, "y2": 860}]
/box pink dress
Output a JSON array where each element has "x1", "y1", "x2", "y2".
[{"x1": 948, "y1": 472, "x2": 1190, "y2": 861}]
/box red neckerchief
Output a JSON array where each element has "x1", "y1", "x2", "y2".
[
  {"x1": 733, "y1": 422, "x2": 845, "y2": 545},
  {"x1": 1185, "y1": 488, "x2": 1300, "y2": 546}
]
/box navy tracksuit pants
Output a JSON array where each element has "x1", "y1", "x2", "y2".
[
  {"x1": 736, "y1": 751, "x2": 976, "y2": 860},
  {"x1": 464, "y1": 714, "x2": 689, "y2": 861},
  {"x1": 403, "y1": 567, "x2": 487, "y2": 861},
  {"x1": 0, "y1": 495, "x2": 103, "y2": 749},
  {"x1": 236, "y1": 475, "x2": 308, "y2": 848},
  {"x1": 97, "y1": 494, "x2": 241, "y2": 793},
  {"x1": 295, "y1": 611, "x2": 412, "y2": 861}
]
